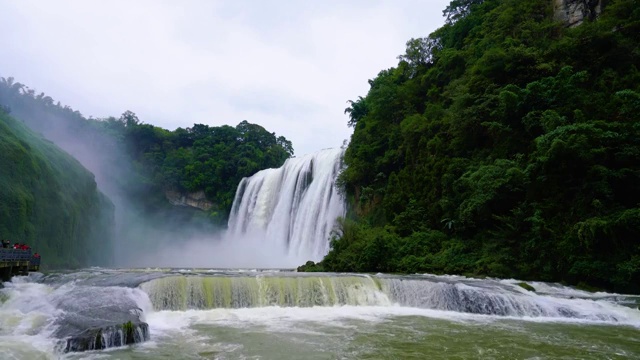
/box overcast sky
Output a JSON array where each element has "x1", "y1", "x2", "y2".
[{"x1": 0, "y1": 0, "x2": 450, "y2": 156}]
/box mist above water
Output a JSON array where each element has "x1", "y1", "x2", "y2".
[{"x1": 0, "y1": 99, "x2": 244, "y2": 267}]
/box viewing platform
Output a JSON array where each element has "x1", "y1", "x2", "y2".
[{"x1": 0, "y1": 248, "x2": 40, "y2": 282}]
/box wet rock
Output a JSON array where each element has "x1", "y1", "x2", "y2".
[
  {"x1": 49, "y1": 285, "x2": 151, "y2": 352},
  {"x1": 517, "y1": 282, "x2": 536, "y2": 292},
  {"x1": 62, "y1": 321, "x2": 149, "y2": 353}
]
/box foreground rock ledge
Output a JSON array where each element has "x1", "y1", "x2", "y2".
[{"x1": 63, "y1": 321, "x2": 150, "y2": 353}]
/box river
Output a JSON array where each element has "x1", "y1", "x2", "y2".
[{"x1": 1, "y1": 268, "x2": 640, "y2": 359}]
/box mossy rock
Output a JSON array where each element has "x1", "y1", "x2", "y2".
[
  {"x1": 517, "y1": 282, "x2": 536, "y2": 292},
  {"x1": 122, "y1": 321, "x2": 135, "y2": 344},
  {"x1": 63, "y1": 321, "x2": 149, "y2": 352},
  {"x1": 297, "y1": 261, "x2": 325, "y2": 272}
]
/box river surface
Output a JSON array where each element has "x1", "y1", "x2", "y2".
[{"x1": 1, "y1": 268, "x2": 640, "y2": 359}]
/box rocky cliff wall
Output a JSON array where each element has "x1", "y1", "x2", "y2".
[
  {"x1": 165, "y1": 190, "x2": 214, "y2": 211},
  {"x1": 554, "y1": 0, "x2": 604, "y2": 27}
]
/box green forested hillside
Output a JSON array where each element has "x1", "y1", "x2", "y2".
[
  {"x1": 0, "y1": 109, "x2": 114, "y2": 268},
  {"x1": 111, "y1": 113, "x2": 293, "y2": 219},
  {"x1": 0, "y1": 79, "x2": 293, "y2": 226},
  {"x1": 320, "y1": 0, "x2": 640, "y2": 293}
]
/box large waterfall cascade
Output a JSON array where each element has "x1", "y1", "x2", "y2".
[{"x1": 228, "y1": 148, "x2": 346, "y2": 262}]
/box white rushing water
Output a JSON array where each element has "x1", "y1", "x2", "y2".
[
  {"x1": 138, "y1": 274, "x2": 640, "y2": 325},
  {"x1": 2, "y1": 270, "x2": 640, "y2": 359},
  {"x1": 228, "y1": 148, "x2": 345, "y2": 263}
]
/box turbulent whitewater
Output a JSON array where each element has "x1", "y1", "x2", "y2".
[
  {"x1": 228, "y1": 148, "x2": 345, "y2": 262},
  {"x1": 2, "y1": 269, "x2": 640, "y2": 359},
  {"x1": 139, "y1": 274, "x2": 638, "y2": 323}
]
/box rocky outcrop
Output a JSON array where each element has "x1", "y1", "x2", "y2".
[
  {"x1": 51, "y1": 286, "x2": 151, "y2": 353},
  {"x1": 165, "y1": 190, "x2": 214, "y2": 211},
  {"x1": 554, "y1": 0, "x2": 603, "y2": 27},
  {"x1": 62, "y1": 321, "x2": 149, "y2": 352}
]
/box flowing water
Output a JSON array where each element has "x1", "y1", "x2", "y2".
[
  {"x1": 228, "y1": 148, "x2": 345, "y2": 263},
  {"x1": 2, "y1": 268, "x2": 640, "y2": 359}
]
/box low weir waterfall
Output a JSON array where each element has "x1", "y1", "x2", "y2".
[
  {"x1": 3, "y1": 269, "x2": 640, "y2": 358},
  {"x1": 228, "y1": 148, "x2": 346, "y2": 262}
]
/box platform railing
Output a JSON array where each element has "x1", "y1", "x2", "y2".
[
  {"x1": 30, "y1": 256, "x2": 41, "y2": 267},
  {"x1": 0, "y1": 248, "x2": 33, "y2": 261}
]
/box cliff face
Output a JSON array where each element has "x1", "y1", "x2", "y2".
[
  {"x1": 165, "y1": 190, "x2": 214, "y2": 211},
  {"x1": 554, "y1": 0, "x2": 603, "y2": 27},
  {"x1": 0, "y1": 111, "x2": 115, "y2": 268}
]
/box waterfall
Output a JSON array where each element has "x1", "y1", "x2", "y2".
[
  {"x1": 139, "y1": 274, "x2": 638, "y2": 324},
  {"x1": 380, "y1": 279, "x2": 618, "y2": 320},
  {"x1": 227, "y1": 148, "x2": 345, "y2": 262},
  {"x1": 140, "y1": 275, "x2": 389, "y2": 310}
]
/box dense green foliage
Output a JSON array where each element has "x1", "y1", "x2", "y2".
[
  {"x1": 322, "y1": 0, "x2": 640, "y2": 293},
  {"x1": 115, "y1": 115, "x2": 293, "y2": 218},
  {"x1": 89, "y1": 112, "x2": 293, "y2": 223},
  {"x1": 0, "y1": 109, "x2": 113, "y2": 268}
]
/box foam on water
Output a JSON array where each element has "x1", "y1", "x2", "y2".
[
  {"x1": 137, "y1": 273, "x2": 640, "y2": 328},
  {"x1": 144, "y1": 302, "x2": 640, "y2": 338},
  {"x1": 0, "y1": 276, "x2": 63, "y2": 358},
  {"x1": 4, "y1": 269, "x2": 640, "y2": 359}
]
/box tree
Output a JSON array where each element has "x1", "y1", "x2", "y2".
[
  {"x1": 344, "y1": 97, "x2": 368, "y2": 128},
  {"x1": 119, "y1": 110, "x2": 140, "y2": 127},
  {"x1": 443, "y1": 0, "x2": 485, "y2": 24}
]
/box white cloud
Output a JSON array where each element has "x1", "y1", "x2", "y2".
[{"x1": 0, "y1": 0, "x2": 449, "y2": 156}]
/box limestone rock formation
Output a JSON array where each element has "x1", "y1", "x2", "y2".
[
  {"x1": 165, "y1": 190, "x2": 214, "y2": 211},
  {"x1": 554, "y1": 0, "x2": 603, "y2": 27}
]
